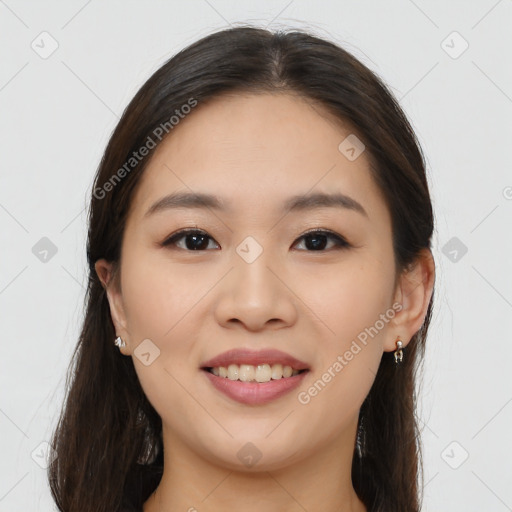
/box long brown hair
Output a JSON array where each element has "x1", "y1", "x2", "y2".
[{"x1": 48, "y1": 26, "x2": 435, "y2": 512}]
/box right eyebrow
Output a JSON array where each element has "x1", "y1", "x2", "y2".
[{"x1": 144, "y1": 192, "x2": 227, "y2": 218}]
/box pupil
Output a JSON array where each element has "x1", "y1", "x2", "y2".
[
  {"x1": 186, "y1": 234, "x2": 208, "y2": 250},
  {"x1": 306, "y1": 234, "x2": 327, "y2": 250}
]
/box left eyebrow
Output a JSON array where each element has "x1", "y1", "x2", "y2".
[
  {"x1": 283, "y1": 192, "x2": 368, "y2": 218},
  {"x1": 144, "y1": 191, "x2": 368, "y2": 218}
]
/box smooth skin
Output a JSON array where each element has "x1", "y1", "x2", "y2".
[{"x1": 96, "y1": 92, "x2": 435, "y2": 512}]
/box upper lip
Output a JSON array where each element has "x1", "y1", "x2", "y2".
[{"x1": 201, "y1": 348, "x2": 310, "y2": 371}]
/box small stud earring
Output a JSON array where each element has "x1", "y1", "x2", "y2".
[
  {"x1": 394, "y1": 339, "x2": 403, "y2": 364},
  {"x1": 114, "y1": 336, "x2": 126, "y2": 349}
]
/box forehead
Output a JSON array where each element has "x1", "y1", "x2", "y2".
[{"x1": 128, "y1": 93, "x2": 389, "y2": 224}]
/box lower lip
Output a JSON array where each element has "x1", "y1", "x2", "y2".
[{"x1": 202, "y1": 369, "x2": 309, "y2": 405}]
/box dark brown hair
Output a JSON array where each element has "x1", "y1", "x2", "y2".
[{"x1": 48, "y1": 25, "x2": 435, "y2": 512}]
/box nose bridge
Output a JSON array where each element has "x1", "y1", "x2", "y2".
[
  {"x1": 232, "y1": 235, "x2": 279, "y2": 303},
  {"x1": 214, "y1": 235, "x2": 296, "y2": 330}
]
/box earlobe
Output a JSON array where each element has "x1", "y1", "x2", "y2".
[{"x1": 386, "y1": 248, "x2": 435, "y2": 351}]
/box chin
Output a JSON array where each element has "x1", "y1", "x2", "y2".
[{"x1": 198, "y1": 437, "x2": 305, "y2": 473}]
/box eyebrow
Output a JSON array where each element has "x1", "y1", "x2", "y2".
[{"x1": 144, "y1": 191, "x2": 368, "y2": 218}]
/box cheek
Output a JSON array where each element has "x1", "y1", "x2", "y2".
[
  {"x1": 120, "y1": 251, "x2": 202, "y2": 340},
  {"x1": 293, "y1": 262, "x2": 391, "y2": 422},
  {"x1": 121, "y1": 256, "x2": 206, "y2": 426},
  {"x1": 297, "y1": 256, "x2": 395, "y2": 346},
  {"x1": 120, "y1": 248, "x2": 211, "y2": 370},
  {"x1": 293, "y1": 257, "x2": 394, "y2": 409}
]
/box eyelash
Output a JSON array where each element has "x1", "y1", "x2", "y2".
[{"x1": 161, "y1": 227, "x2": 350, "y2": 252}]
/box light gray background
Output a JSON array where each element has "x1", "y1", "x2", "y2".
[{"x1": 1, "y1": 1, "x2": 511, "y2": 510}]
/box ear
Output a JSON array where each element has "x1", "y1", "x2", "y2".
[
  {"x1": 95, "y1": 258, "x2": 131, "y2": 355},
  {"x1": 385, "y1": 248, "x2": 435, "y2": 352}
]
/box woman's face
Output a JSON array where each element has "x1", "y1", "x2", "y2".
[{"x1": 98, "y1": 92, "x2": 406, "y2": 471}]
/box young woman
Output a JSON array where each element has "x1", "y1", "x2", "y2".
[{"x1": 48, "y1": 26, "x2": 436, "y2": 512}]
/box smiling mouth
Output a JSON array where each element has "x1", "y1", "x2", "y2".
[{"x1": 202, "y1": 363, "x2": 309, "y2": 383}]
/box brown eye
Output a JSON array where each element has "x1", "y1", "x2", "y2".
[
  {"x1": 293, "y1": 229, "x2": 350, "y2": 251},
  {"x1": 162, "y1": 229, "x2": 220, "y2": 251}
]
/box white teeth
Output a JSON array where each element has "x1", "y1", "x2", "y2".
[
  {"x1": 227, "y1": 364, "x2": 239, "y2": 380},
  {"x1": 283, "y1": 365, "x2": 293, "y2": 378},
  {"x1": 239, "y1": 364, "x2": 255, "y2": 382},
  {"x1": 209, "y1": 363, "x2": 302, "y2": 382},
  {"x1": 255, "y1": 364, "x2": 272, "y2": 383},
  {"x1": 271, "y1": 363, "x2": 283, "y2": 379}
]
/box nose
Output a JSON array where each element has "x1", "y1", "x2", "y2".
[{"x1": 213, "y1": 248, "x2": 298, "y2": 332}]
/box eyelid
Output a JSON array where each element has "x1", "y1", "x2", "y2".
[{"x1": 300, "y1": 227, "x2": 344, "y2": 239}]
